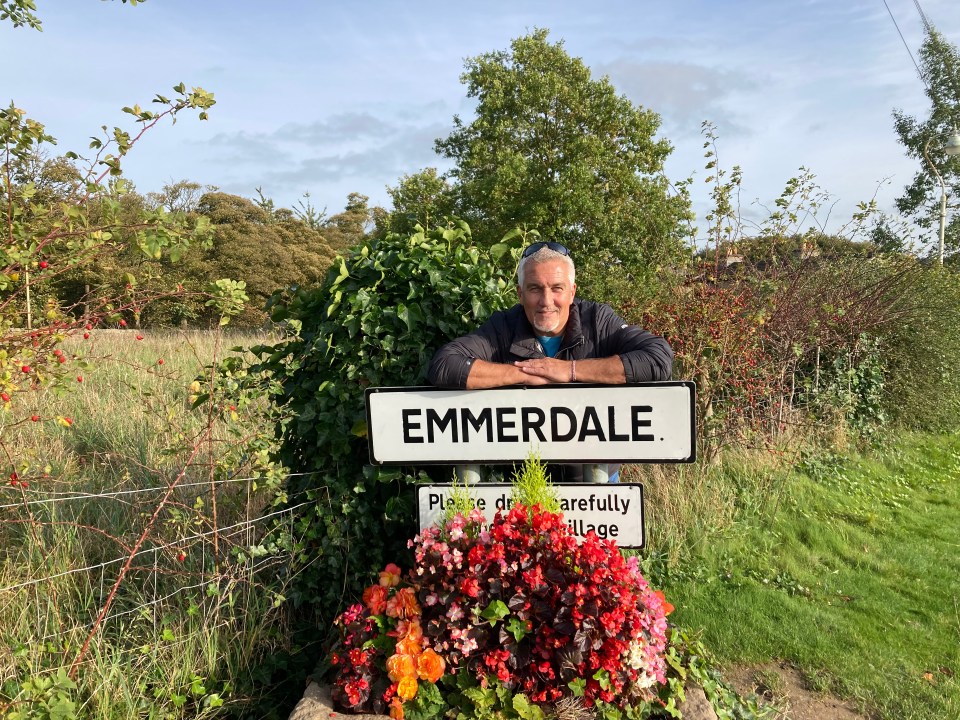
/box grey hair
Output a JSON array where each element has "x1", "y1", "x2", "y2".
[{"x1": 517, "y1": 247, "x2": 576, "y2": 287}]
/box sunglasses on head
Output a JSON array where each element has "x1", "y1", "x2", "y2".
[{"x1": 521, "y1": 241, "x2": 571, "y2": 258}]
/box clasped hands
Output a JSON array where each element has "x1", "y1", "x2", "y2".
[{"x1": 513, "y1": 357, "x2": 574, "y2": 385}]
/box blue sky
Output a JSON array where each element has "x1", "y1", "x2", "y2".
[{"x1": 4, "y1": 0, "x2": 959, "y2": 242}]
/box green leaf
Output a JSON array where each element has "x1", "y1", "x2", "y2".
[{"x1": 480, "y1": 599, "x2": 509, "y2": 624}]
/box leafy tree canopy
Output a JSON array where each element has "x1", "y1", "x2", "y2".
[
  {"x1": 434, "y1": 28, "x2": 693, "y2": 299},
  {"x1": 892, "y1": 26, "x2": 960, "y2": 257}
]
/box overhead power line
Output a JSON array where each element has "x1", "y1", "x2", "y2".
[{"x1": 883, "y1": 0, "x2": 927, "y2": 88}]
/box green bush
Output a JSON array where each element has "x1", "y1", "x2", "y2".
[
  {"x1": 254, "y1": 221, "x2": 516, "y2": 625},
  {"x1": 879, "y1": 265, "x2": 960, "y2": 432}
]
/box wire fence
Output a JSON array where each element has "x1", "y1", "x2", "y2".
[{"x1": 0, "y1": 470, "x2": 327, "y2": 667}]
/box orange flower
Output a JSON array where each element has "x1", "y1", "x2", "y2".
[
  {"x1": 393, "y1": 619, "x2": 423, "y2": 643},
  {"x1": 380, "y1": 563, "x2": 402, "y2": 587},
  {"x1": 654, "y1": 590, "x2": 675, "y2": 615},
  {"x1": 363, "y1": 584, "x2": 389, "y2": 614},
  {"x1": 385, "y1": 586, "x2": 420, "y2": 619},
  {"x1": 386, "y1": 653, "x2": 418, "y2": 683},
  {"x1": 395, "y1": 637, "x2": 422, "y2": 657},
  {"x1": 417, "y1": 648, "x2": 446, "y2": 683},
  {"x1": 396, "y1": 676, "x2": 419, "y2": 702},
  {"x1": 389, "y1": 696, "x2": 404, "y2": 720}
]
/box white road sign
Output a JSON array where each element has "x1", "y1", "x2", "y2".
[
  {"x1": 365, "y1": 382, "x2": 695, "y2": 465},
  {"x1": 417, "y1": 483, "x2": 645, "y2": 547}
]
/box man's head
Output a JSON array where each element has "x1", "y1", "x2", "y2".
[{"x1": 517, "y1": 243, "x2": 577, "y2": 337}]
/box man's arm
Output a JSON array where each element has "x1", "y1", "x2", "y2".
[
  {"x1": 427, "y1": 314, "x2": 516, "y2": 389},
  {"x1": 594, "y1": 305, "x2": 673, "y2": 382}
]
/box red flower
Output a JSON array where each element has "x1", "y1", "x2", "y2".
[{"x1": 459, "y1": 576, "x2": 480, "y2": 598}]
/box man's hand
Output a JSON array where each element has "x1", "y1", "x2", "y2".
[
  {"x1": 517, "y1": 356, "x2": 627, "y2": 385},
  {"x1": 465, "y1": 356, "x2": 626, "y2": 388},
  {"x1": 514, "y1": 358, "x2": 573, "y2": 383},
  {"x1": 465, "y1": 359, "x2": 551, "y2": 388}
]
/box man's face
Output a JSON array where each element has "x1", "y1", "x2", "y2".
[{"x1": 518, "y1": 259, "x2": 576, "y2": 337}]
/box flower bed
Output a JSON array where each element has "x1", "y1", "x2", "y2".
[{"x1": 329, "y1": 504, "x2": 673, "y2": 720}]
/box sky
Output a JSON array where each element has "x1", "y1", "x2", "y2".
[{"x1": 4, "y1": 0, "x2": 959, "y2": 243}]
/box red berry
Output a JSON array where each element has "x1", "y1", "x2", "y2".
[
  {"x1": 9, "y1": 472, "x2": 17, "y2": 482},
  {"x1": 119, "y1": 320, "x2": 127, "y2": 327},
  {"x1": 31, "y1": 415, "x2": 39, "y2": 422},
  {"x1": 0, "y1": 393, "x2": 9, "y2": 402},
  {"x1": 21, "y1": 365, "x2": 30, "y2": 374},
  {"x1": 229, "y1": 405, "x2": 236, "y2": 412},
  {"x1": 77, "y1": 376, "x2": 83, "y2": 383},
  {"x1": 157, "y1": 358, "x2": 164, "y2": 365},
  {"x1": 58, "y1": 356, "x2": 66, "y2": 364},
  {"x1": 177, "y1": 552, "x2": 187, "y2": 562},
  {"x1": 53, "y1": 349, "x2": 62, "y2": 356},
  {"x1": 84, "y1": 324, "x2": 92, "y2": 331},
  {"x1": 38, "y1": 260, "x2": 49, "y2": 269},
  {"x1": 19, "y1": 481, "x2": 27, "y2": 489},
  {"x1": 63, "y1": 417, "x2": 73, "y2": 426},
  {"x1": 83, "y1": 332, "x2": 90, "y2": 339},
  {"x1": 136, "y1": 335, "x2": 143, "y2": 341}
]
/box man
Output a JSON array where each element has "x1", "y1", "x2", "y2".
[{"x1": 427, "y1": 242, "x2": 673, "y2": 481}]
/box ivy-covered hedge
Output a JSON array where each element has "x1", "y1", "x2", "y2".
[{"x1": 255, "y1": 221, "x2": 516, "y2": 624}]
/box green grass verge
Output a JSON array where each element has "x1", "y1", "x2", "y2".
[{"x1": 662, "y1": 433, "x2": 960, "y2": 719}]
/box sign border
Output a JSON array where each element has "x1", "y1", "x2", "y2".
[{"x1": 365, "y1": 381, "x2": 696, "y2": 466}]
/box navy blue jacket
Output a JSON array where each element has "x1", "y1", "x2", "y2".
[{"x1": 427, "y1": 298, "x2": 673, "y2": 389}]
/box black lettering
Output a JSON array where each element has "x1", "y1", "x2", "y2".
[
  {"x1": 551, "y1": 407, "x2": 577, "y2": 441},
  {"x1": 402, "y1": 409, "x2": 423, "y2": 443},
  {"x1": 496, "y1": 407, "x2": 518, "y2": 442},
  {"x1": 521, "y1": 407, "x2": 547, "y2": 443},
  {"x1": 476, "y1": 498, "x2": 486, "y2": 510},
  {"x1": 608, "y1": 406, "x2": 629, "y2": 441},
  {"x1": 428, "y1": 493, "x2": 443, "y2": 509},
  {"x1": 632, "y1": 405, "x2": 654, "y2": 441},
  {"x1": 461, "y1": 407, "x2": 493, "y2": 442},
  {"x1": 426, "y1": 408, "x2": 458, "y2": 443},
  {"x1": 578, "y1": 406, "x2": 606, "y2": 442}
]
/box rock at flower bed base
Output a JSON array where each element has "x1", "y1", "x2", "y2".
[
  {"x1": 288, "y1": 683, "x2": 388, "y2": 720},
  {"x1": 289, "y1": 683, "x2": 719, "y2": 720},
  {"x1": 676, "y1": 684, "x2": 719, "y2": 720}
]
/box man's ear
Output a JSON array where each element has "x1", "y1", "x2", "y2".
[
  {"x1": 572, "y1": 283, "x2": 577, "y2": 297},
  {"x1": 516, "y1": 285, "x2": 522, "y2": 300}
]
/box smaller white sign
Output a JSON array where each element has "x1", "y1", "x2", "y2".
[{"x1": 416, "y1": 483, "x2": 645, "y2": 548}]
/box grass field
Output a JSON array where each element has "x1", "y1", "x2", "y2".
[{"x1": 656, "y1": 433, "x2": 960, "y2": 719}]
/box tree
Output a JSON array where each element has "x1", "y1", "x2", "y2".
[
  {"x1": 177, "y1": 191, "x2": 336, "y2": 325},
  {"x1": 320, "y1": 191, "x2": 373, "y2": 253},
  {"x1": 892, "y1": 27, "x2": 960, "y2": 257},
  {"x1": 379, "y1": 168, "x2": 456, "y2": 236},
  {"x1": 435, "y1": 29, "x2": 692, "y2": 298}
]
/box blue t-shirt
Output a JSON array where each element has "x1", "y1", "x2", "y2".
[{"x1": 538, "y1": 335, "x2": 562, "y2": 358}]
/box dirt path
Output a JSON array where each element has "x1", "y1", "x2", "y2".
[{"x1": 726, "y1": 662, "x2": 867, "y2": 720}]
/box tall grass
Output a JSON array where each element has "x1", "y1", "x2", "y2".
[{"x1": 0, "y1": 330, "x2": 299, "y2": 719}]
